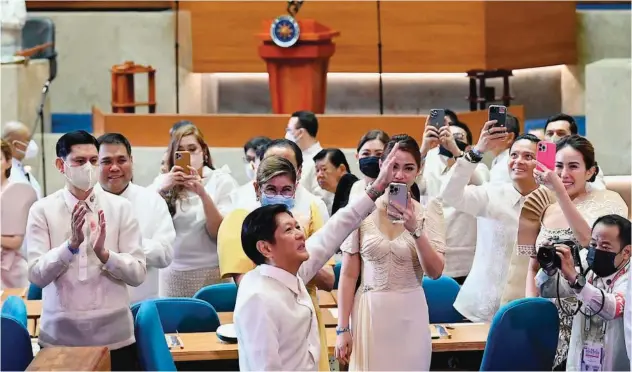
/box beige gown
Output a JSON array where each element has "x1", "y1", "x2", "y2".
[{"x1": 341, "y1": 198, "x2": 446, "y2": 371}]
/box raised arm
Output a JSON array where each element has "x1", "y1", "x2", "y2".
[
  {"x1": 298, "y1": 142, "x2": 402, "y2": 283},
  {"x1": 335, "y1": 231, "x2": 361, "y2": 365},
  {"x1": 440, "y1": 159, "x2": 490, "y2": 217},
  {"x1": 98, "y1": 202, "x2": 146, "y2": 287}
]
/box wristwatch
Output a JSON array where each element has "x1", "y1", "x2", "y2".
[
  {"x1": 464, "y1": 148, "x2": 483, "y2": 163},
  {"x1": 336, "y1": 326, "x2": 351, "y2": 336},
  {"x1": 67, "y1": 241, "x2": 79, "y2": 255},
  {"x1": 411, "y1": 225, "x2": 424, "y2": 240},
  {"x1": 569, "y1": 273, "x2": 586, "y2": 290},
  {"x1": 365, "y1": 182, "x2": 384, "y2": 201}
]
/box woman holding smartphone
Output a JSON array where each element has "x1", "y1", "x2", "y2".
[
  {"x1": 335, "y1": 134, "x2": 446, "y2": 371},
  {"x1": 524, "y1": 135, "x2": 627, "y2": 370},
  {"x1": 154, "y1": 125, "x2": 238, "y2": 297}
]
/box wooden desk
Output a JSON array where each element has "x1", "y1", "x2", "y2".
[
  {"x1": 1, "y1": 287, "x2": 26, "y2": 301},
  {"x1": 218, "y1": 310, "x2": 336, "y2": 328},
  {"x1": 331, "y1": 290, "x2": 338, "y2": 304},
  {"x1": 317, "y1": 290, "x2": 336, "y2": 309},
  {"x1": 26, "y1": 300, "x2": 42, "y2": 319},
  {"x1": 27, "y1": 346, "x2": 111, "y2": 371},
  {"x1": 169, "y1": 323, "x2": 489, "y2": 361}
]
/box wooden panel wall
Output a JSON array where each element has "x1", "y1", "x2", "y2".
[
  {"x1": 379, "y1": 1, "x2": 487, "y2": 73},
  {"x1": 93, "y1": 106, "x2": 524, "y2": 148},
  {"x1": 485, "y1": 2, "x2": 577, "y2": 70},
  {"x1": 179, "y1": 1, "x2": 378, "y2": 73}
]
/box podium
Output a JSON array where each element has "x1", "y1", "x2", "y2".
[{"x1": 258, "y1": 19, "x2": 339, "y2": 114}]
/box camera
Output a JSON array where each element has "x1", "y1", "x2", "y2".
[
  {"x1": 536, "y1": 239, "x2": 581, "y2": 276},
  {"x1": 538, "y1": 143, "x2": 547, "y2": 152}
]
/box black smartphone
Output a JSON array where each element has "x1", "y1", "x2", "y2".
[
  {"x1": 428, "y1": 109, "x2": 445, "y2": 128},
  {"x1": 488, "y1": 105, "x2": 507, "y2": 128}
]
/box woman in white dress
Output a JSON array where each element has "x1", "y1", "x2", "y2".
[
  {"x1": 0, "y1": 139, "x2": 37, "y2": 288},
  {"x1": 154, "y1": 125, "x2": 239, "y2": 297},
  {"x1": 335, "y1": 134, "x2": 446, "y2": 371}
]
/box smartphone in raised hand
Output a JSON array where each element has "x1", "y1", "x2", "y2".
[
  {"x1": 387, "y1": 183, "x2": 407, "y2": 224},
  {"x1": 488, "y1": 105, "x2": 507, "y2": 128},
  {"x1": 536, "y1": 140, "x2": 556, "y2": 171},
  {"x1": 428, "y1": 109, "x2": 446, "y2": 129},
  {"x1": 174, "y1": 151, "x2": 191, "y2": 170}
]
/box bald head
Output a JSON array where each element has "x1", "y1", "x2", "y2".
[{"x1": 2, "y1": 121, "x2": 31, "y2": 161}]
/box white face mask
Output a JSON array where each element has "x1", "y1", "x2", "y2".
[
  {"x1": 285, "y1": 129, "x2": 297, "y2": 143},
  {"x1": 64, "y1": 161, "x2": 98, "y2": 191},
  {"x1": 244, "y1": 162, "x2": 255, "y2": 181},
  {"x1": 190, "y1": 151, "x2": 204, "y2": 171},
  {"x1": 13, "y1": 140, "x2": 38, "y2": 159}
]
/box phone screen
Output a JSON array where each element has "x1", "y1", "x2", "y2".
[{"x1": 488, "y1": 105, "x2": 507, "y2": 127}]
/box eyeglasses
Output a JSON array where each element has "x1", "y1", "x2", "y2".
[
  {"x1": 262, "y1": 186, "x2": 295, "y2": 198},
  {"x1": 452, "y1": 133, "x2": 466, "y2": 141}
]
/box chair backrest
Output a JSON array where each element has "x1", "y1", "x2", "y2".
[
  {"x1": 422, "y1": 276, "x2": 465, "y2": 324},
  {"x1": 333, "y1": 261, "x2": 341, "y2": 290},
  {"x1": 193, "y1": 283, "x2": 238, "y2": 313},
  {"x1": 134, "y1": 302, "x2": 177, "y2": 371},
  {"x1": 27, "y1": 283, "x2": 42, "y2": 300},
  {"x1": 1, "y1": 295, "x2": 28, "y2": 328},
  {"x1": 480, "y1": 297, "x2": 559, "y2": 371},
  {"x1": 131, "y1": 298, "x2": 220, "y2": 333}
]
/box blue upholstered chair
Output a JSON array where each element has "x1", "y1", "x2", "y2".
[
  {"x1": 480, "y1": 297, "x2": 559, "y2": 371},
  {"x1": 26, "y1": 283, "x2": 42, "y2": 300},
  {"x1": 333, "y1": 261, "x2": 342, "y2": 290},
  {"x1": 193, "y1": 283, "x2": 238, "y2": 313},
  {"x1": 1, "y1": 296, "x2": 33, "y2": 371},
  {"x1": 134, "y1": 301, "x2": 177, "y2": 371},
  {"x1": 422, "y1": 275, "x2": 465, "y2": 324},
  {"x1": 131, "y1": 298, "x2": 220, "y2": 333}
]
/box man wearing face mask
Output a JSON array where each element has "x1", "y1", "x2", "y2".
[
  {"x1": 26, "y1": 130, "x2": 146, "y2": 371},
  {"x1": 241, "y1": 136, "x2": 272, "y2": 183},
  {"x1": 544, "y1": 114, "x2": 606, "y2": 191},
  {"x1": 2, "y1": 121, "x2": 42, "y2": 198},
  {"x1": 419, "y1": 118, "x2": 489, "y2": 284},
  {"x1": 285, "y1": 111, "x2": 333, "y2": 209},
  {"x1": 536, "y1": 214, "x2": 631, "y2": 371}
]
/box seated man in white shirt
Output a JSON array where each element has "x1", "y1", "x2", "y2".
[
  {"x1": 26, "y1": 130, "x2": 146, "y2": 371},
  {"x1": 234, "y1": 143, "x2": 400, "y2": 371},
  {"x1": 97, "y1": 133, "x2": 175, "y2": 303},
  {"x1": 537, "y1": 214, "x2": 631, "y2": 371},
  {"x1": 2, "y1": 121, "x2": 43, "y2": 198}
]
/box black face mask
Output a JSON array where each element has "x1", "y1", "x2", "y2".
[
  {"x1": 438, "y1": 139, "x2": 469, "y2": 158},
  {"x1": 587, "y1": 247, "x2": 619, "y2": 278},
  {"x1": 359, "y1": 156, "x2": 380, "y2": 178}
]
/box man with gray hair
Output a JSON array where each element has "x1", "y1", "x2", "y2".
[{"x1": 2, "y1": 121, "x2": 42, "y2": 198}]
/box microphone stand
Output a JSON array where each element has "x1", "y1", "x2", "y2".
[{"x1": 35, "y1": 80, "x2": 50, "y2": 196}]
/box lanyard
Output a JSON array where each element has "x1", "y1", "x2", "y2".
[{"x1": 583, "y1": 262, "x2": 630, "y2": 336}]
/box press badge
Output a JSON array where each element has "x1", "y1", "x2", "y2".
[{"x1": 581, "y1": 341, "x2": 604, "y2": 371}]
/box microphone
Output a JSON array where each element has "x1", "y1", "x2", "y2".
[{"x1": 41, "y1": 80, "x2": 51, "y2": 94}]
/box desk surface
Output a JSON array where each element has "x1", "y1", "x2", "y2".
[
  {"x1": 317, "y1": 290, "x2": 336, "y2": 308},
  {"x1": 26, "y1": 346, "x2": 111, "y2": 371},
  {"x1": 169, "y1": 323, "x2": 489, "y2": 362},
  {"x1": 1, "y1": 287, "x2": 26, "y2": 301},
  {"x1": 218, "y1": 310, "x2": 337, "y2": 328}
]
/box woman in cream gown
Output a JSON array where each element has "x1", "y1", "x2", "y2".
[
  {"x1": 335, "y1": 135, "x2": 446, "y2": 371},
  {"x1": 524, "y1": 135, "x2": 628, "y2": 370}
]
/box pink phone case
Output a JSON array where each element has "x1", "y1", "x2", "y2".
[{"x1": 536, "y1": 141, "x2": 556, "y2": 171}]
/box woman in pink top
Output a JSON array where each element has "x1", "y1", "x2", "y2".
[{"x1": 1, "y1": 139, "x2": 37, "y2": 288}]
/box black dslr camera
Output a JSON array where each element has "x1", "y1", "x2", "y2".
[{"x1": 536, "y1": 239, "x2": 581, "y2": 276}]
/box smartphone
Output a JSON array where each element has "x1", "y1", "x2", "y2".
[
  {"x1": 387, "y1": 183, "x2": 407, "y2": 224},
  {"x1": 165, "y1": 334, "x2": 184, "y2": 349},
  {"x1": 536, "y1": 140, "x2": 556, "y2": 171},
  {"x1": 174, "y1": 151, "x2": 190, "y2": 169},
  {"x1": 488, "y1": 105, "x2": 507, "y2": 128},
  {"x1": 428, "y1": 109, "x2": 445, "y2": 128}
]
